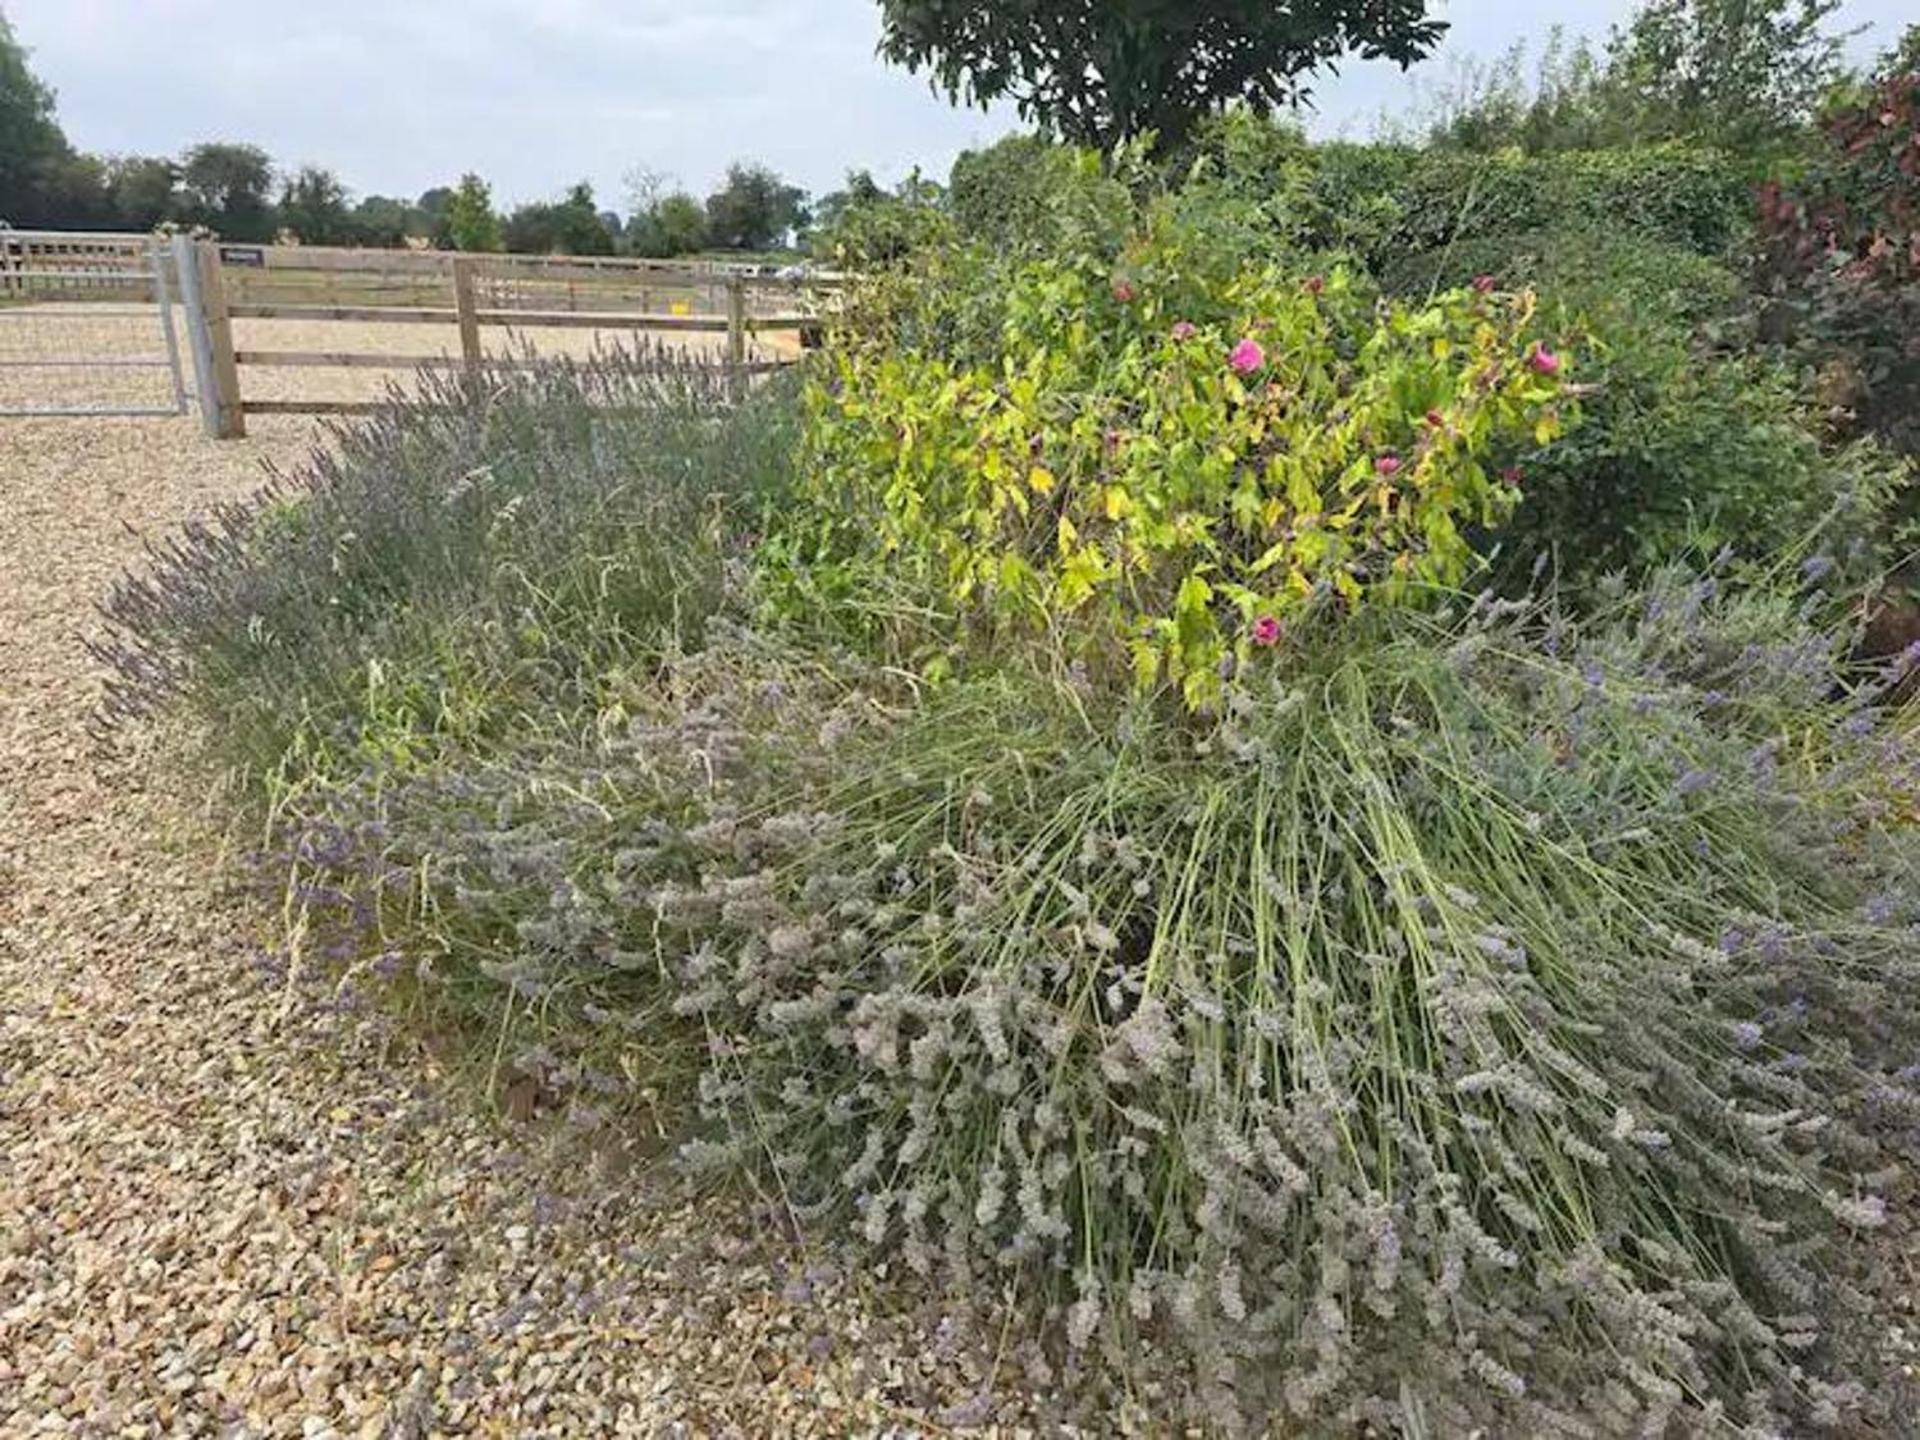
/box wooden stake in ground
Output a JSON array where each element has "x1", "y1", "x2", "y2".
[{"x1": 451, "y1": 256, "x2": 483, "y2": 370}]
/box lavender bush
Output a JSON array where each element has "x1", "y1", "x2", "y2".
[
  {"x1": 273, "y1": 568, "x2": 1920, "y2": 1431},
  {"x1": 94, "y1": 346, "x2": 800, "y2": 782},
  {"x1": 663, "y1": 580, "x2": 1919, "y2": 1431}
]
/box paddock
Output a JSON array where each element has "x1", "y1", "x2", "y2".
[{"x1": 0, "y1": 234, "x2": 833, "y2": 431}]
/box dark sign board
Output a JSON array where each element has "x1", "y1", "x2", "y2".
[{"x1": 219, "y1": 245, "x2": 267, "y2": 268}]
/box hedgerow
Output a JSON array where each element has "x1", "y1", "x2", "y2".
[{"x1": 1384, "y1": 142, "x2": 1753, "y2": 260}]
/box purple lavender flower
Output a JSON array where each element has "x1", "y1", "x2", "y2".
[
  {"x1": 940, "y1": 1392, "x2": 995, "y2": 1429},
  {"x1": 1732, "y1": 1020, "x2": 1764, "y2": 1051},
  {"x1": 1673, "y1": 768, "x2": 1716, "y2": 798},
  {"x1": 1800, "y1": 554, "x2": 1836, "y2": 583}
]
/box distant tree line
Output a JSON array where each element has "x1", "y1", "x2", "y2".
[{"x1": 0, "y1": 10, "x2": 812, "y2": 256}]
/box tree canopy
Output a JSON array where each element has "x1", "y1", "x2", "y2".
[
  {"x1": 1604, "y1": 0, "x2": 1849, "y2": 152},
  {"x1": 1419, "y1": 1, "x2": 1853, "y2": 156},
  {"x1": 502, "y1": 181, "x2": 615, "y2": 255},
  {"x1": 442, "y1": 173, "x2": 503, "y2": 252},
  {"x1": 876, "y1": 0, "x2": 1446, "y2": 150},
  {"x1": 809, "y1": 167, "x2": 950, "y2": 265},
  {"x1": 704, "y1": 162, "x2": 808, "y2": 251},
  {"x1": 0, "y1": 10, "x2": 74, "y2": 226},
  {"x1": 627, "y1": 188, "x2": 709, "y2": 258},
  {"x1": 181, "y1": 142, "x2": 276, "y2": 241},
  {"x1": 278, "y1": 165, "x2": 356, "y2": 247}
]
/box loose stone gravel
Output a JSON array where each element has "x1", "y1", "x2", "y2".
[{"x1": 0, "y1": 412, "x2": 1098, "y2": 1439}]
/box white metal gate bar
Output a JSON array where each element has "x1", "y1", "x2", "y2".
[{"x1": 0, "y1": 229, "x2": 188, "y2": 417}]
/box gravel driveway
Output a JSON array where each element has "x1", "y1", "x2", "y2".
[{"x1": 0, "y1": 413, "x2": 1048, "y2": 1438}]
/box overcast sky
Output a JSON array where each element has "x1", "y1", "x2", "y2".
[{"x1": 5, "y1": 0, "x2": 1912, "y2": 211}]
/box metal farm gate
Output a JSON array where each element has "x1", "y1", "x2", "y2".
[{"x1": 0, "y1": 229, "x2": 188, "y2": 417}]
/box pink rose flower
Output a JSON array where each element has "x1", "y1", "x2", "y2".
[
  {"x1": 1251, "y1": 615, "x2": 1282, "y2": 648},
  {"x1": 1502, "y1": 466, "x2": 1525, "y2": 487},
  {"x1": 1472, "y1": 275, "x2": 1496, "y2": 294},
  {"x1": 1528, "y1": 346, "x2": 1562, "y2": 377},
  {"x1": 1375, "y1": 454, "x2": 1403, "y2": 477},
  {"x1": 1112, "y1": 278, "x2": 1137, "y2": 303},
  {"x1": 1170, "y1": 320, "x2": 1197, "y2": 341},
  {"x1": 1228, "y1": 338, "x2": 1265, "y2": 375}
]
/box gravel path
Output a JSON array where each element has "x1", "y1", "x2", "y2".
[{"x1": 0, "y1": 414, "x2": 1053, "y2": 1438}]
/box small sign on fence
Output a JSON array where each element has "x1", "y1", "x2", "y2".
[{"x1": 218, "y1": 245, "x2": 267, "y2": 269}]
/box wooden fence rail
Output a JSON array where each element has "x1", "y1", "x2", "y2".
[{"x1": 182, "y1": 240, "x2": 836, "y2": 438}]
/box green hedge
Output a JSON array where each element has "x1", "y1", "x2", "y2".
[
  {"x1": 953, "y1": 125, "x2": 1754, "y2": 279},
  {"x1": 1381, "y1": 143, "x2": 1754, "y2": 259}
]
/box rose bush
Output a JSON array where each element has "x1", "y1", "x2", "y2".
[{"x1": 802, "y1": 212, "x2": 1572, "y2": 706}]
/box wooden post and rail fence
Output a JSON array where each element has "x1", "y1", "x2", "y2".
[{"x1": 166, "y1": 237, "x2": 834, "y2": 439}]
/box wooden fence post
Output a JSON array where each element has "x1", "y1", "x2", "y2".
[
  {"x1": 194, "y1": 240, "x2": 245, "y2": 438},
  {"x1": 724, "y1": 275, "x2": 747, "y2": 399},
  {"x1": 451, "y1": 256, "x2": 483, "y2": 370}
]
